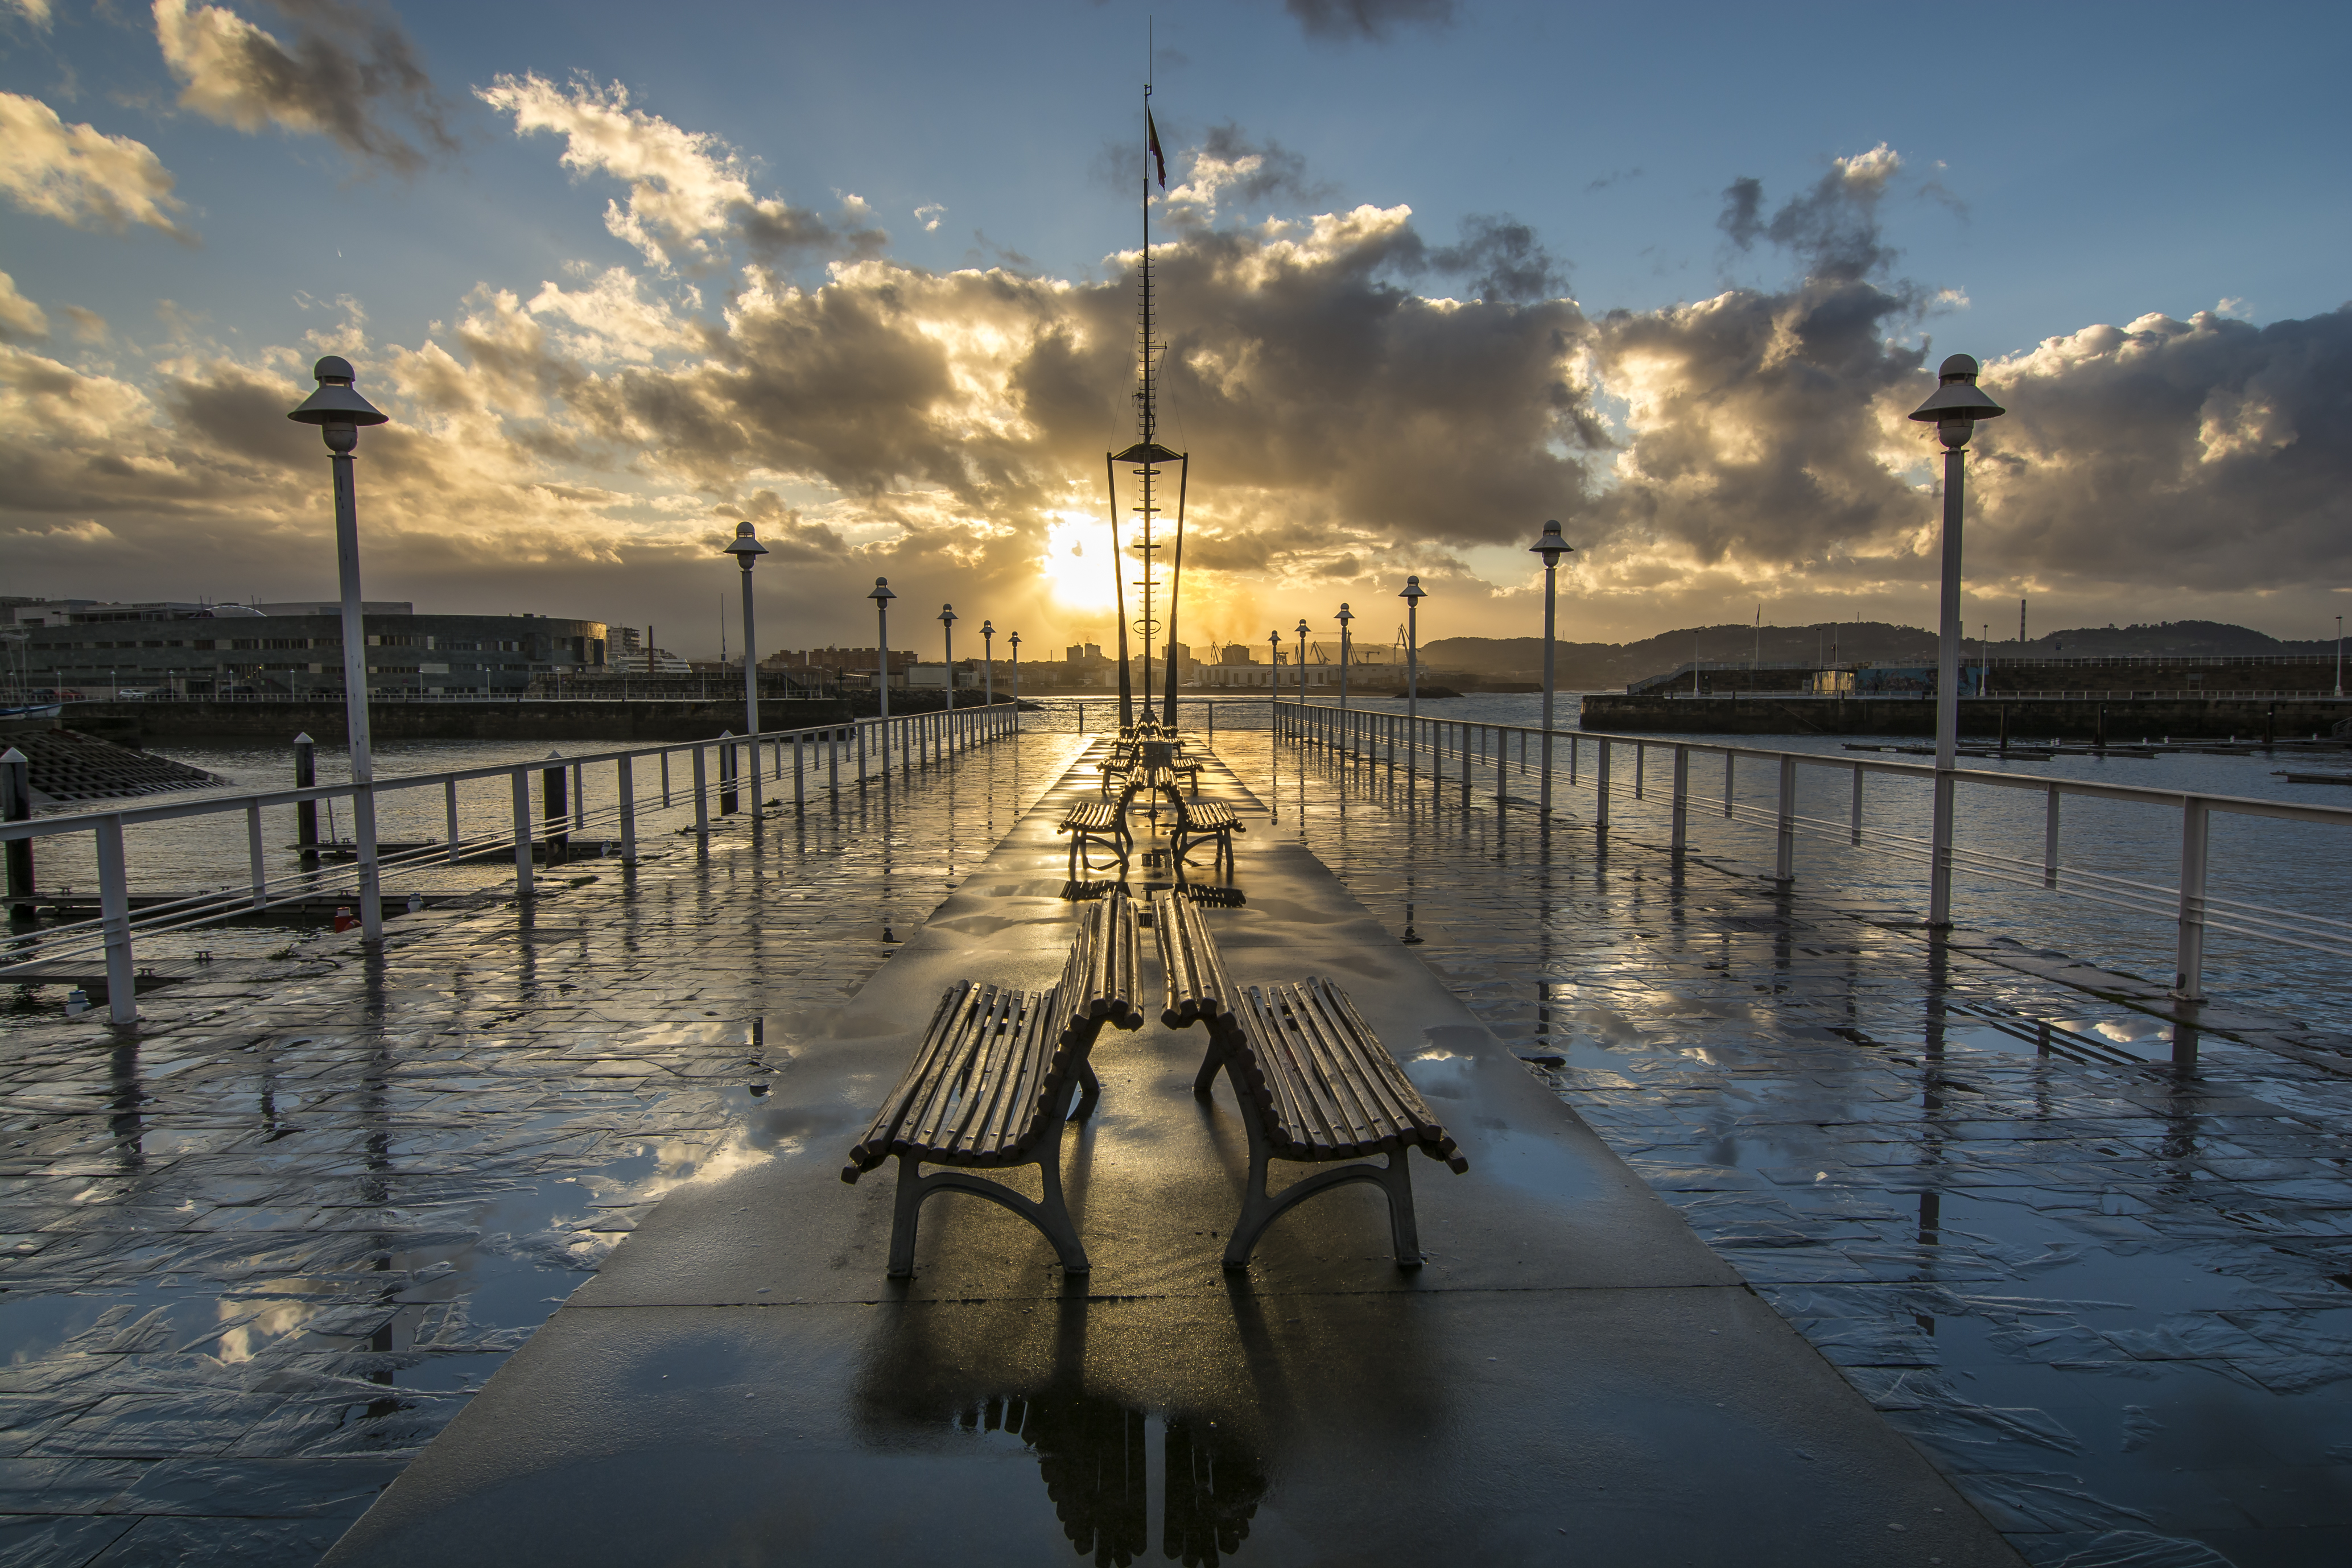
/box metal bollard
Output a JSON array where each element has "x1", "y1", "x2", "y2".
[
  {"x1": 293, "y1": 732, "x2": 319, "y2": 857},
  {"x1": 1671, "y1": 745, "x2": 1689, "y2": 851},
  {"x1": 2, "y1": 746, "x2": 32, "y2": 918},
  {"x1": 1773, "y1": 754, "x2": 1796, "y2": 882},
  {"x1": 96, "y1": 814, "x2": 135, "y2": 1025},
  {"x1": 542, "y1": 752, "x2": 570, "y2": 864},
  {"x1": 2173, "y1": 797, "x2": 2209, "y2": 1001},
  {"x1": 444, "y1": 778, "x2": 461, "y2": 864}
]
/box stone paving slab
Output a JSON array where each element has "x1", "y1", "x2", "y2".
[{"x1": 323, "y1": 743, "x2": 2024, "y2": 1566}]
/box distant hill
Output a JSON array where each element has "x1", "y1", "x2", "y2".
[{"x1": 1422, "y1": 620, "x2": 2336, "y2": 690}]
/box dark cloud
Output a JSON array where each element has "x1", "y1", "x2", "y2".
[
  {"x1": 1194, "y1": 122, "x2": 1329, "y2": 210},
  {"x1": 156, "y1": 0, "x2": 457, "y2": 176},
  {"x1": 1718, "y1": 146, "x2": 1904, "y2": 284},
  {"x1": 1429, "y1": 213, "x2": 1566, "y2": 304},
  {"x1": 1284, "y1": 0, "x2": 1458, "y2": 43},
  {"x1": 1967, "y1": 307, "x2": 2352, "y2": 594},
  {"x1": 736, "y1": 200, "x2": 887, "y2": 266}
]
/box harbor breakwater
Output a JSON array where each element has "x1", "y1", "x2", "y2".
[{"x1": 1582, "y1": 693, "x2": 2351, "y2": 740}]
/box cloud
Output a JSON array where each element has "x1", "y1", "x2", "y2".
[
  {"x1": 5, "y1": 0, "x2": 52, "y2": 27},
  {"x1": 477, "y1": 72, "x2": 883, "y2": 271},
  {"x1": 1719, "y1": 143, "x2": 1905, "y2": 284},
  {"x1": 62, "y1": 306, "x2": 108, "y2": 342},
  {"x1": 1284, "y1": 0, "x2": 1457, "y2": 43},
  {"x1": 1429, "y1": 213, "x2": 1566, "y2": 304},
  {"x1": 0, "y1": 92, "x2": 193, "y2": 240},
  {"x1": 0, "y1": 272, "x2": 47, "y2": 342},
  {"x1": 1165, "y1": 123, "x2": 1328, "y2": 220},
  {"x1": 3, "y1": 86, "x2": 2342, "y2": 653},
  {"x1": 152, "y1": 0, "x2": 455, "y2": 175},
  {"x1": 914, "y1": 203, "x2": 944, "y2": 232}
]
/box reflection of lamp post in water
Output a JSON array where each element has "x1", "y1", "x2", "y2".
[
  {"x1": 1907, "y1": 353, "x2": 2007, "y2": 929},
  {"x1": 869, "y1": 577, "x2": 896, "y2": 778},
  {"x1": 285, "y1": 355, "x2": 389, "y2": 942}
]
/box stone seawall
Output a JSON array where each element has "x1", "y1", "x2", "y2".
[
  {"x1": 63, "y1": 698, "x2": 853, "y2": 746},
  {"x1": 1580, "y1": 694, "x2": 2352, "y2": 740}
]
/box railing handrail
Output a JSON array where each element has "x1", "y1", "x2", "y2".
[
  {"x1": 1285, "y1": 699, "x2": 2352, "y2": 829},
  {"x1": 0, "y1": 708, "x2": 995, "y2": 842}
]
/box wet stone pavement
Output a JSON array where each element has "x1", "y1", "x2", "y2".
[
  {"x1": 0, "y1": 731, "x2": 1088, "y2": 1565},
  {"x1": 1240, "y1": 728, "x2": 2352, "y2": 1568}
]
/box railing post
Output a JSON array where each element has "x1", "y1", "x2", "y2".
[
  {"x1": 293, "y1": 732, "x2": 319, "y2": 859},
  {"x1": 444, "y1": 779, "x2": 461, "y2": 863},
  {"x1": 511, "y1": 768, "x2": 534, "y2": 896},
  {"x1": 2174, "y1": 797, "x2": 2209, "y2": 1002},
  {"x1": 660, "y1": 750, "x2": 671, "y2": 808},
  {"x1": 572, "y1": 761, "x2": 585, "y2": 831},
  {"x1": 3, "y1": 748, "x2": 35, "y2": 919},
  {"x1": 1459, "y1": 720, "x2": 1471, "y2": 799},
  {"x1": 1850, "y1": 766, "x2": 1864, "y2": 846},
  {"x1": 1773, "y1": 754, "x2": 1796, "y2": 884},
  {"x1": 830, "y1": 727, "x2": 842, "y2": 797},
  {"x1": 1570, "y1": 733, "x2": 1578, "y2": 788},
  {"x1": 1671, "y1": 745, "x2": 1689, "y2": 852},
  {"x1": 717, "y1": 730, "x2": 738, "y2": 815},
  {"x1": 691, "y1": 745, "x2": 709, "y2": 848},
  {"x1": 1928, "y1": 770, "x2": 1957, "y2": 927},
  {"x1": 1633, "y1": 741, "x2": 1644, "y2": 801},
  {"x1": 618, "y1": 754, "x2": 637, "y2": 863},
  {"x1": 793, "y1": 732, "x2": 805, "y2": 813},
  {"x1": 246, "y1": 800, "x2": 266, "y2": 909},
  {"x1": 2043, "y1": 786, "x2": 2061, "y2": 889},
  {"x1": 1595, "y1": 740, "x2": 1610, "y2": 830},
  {"x1": 96, "y1": 814, "x2": 135, "y2": 1025},
  {"x1": 1723, "y1": 753, "x2": 1736, "y2": 818}
]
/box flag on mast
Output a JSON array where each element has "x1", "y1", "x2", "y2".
[{"x1": 1146, "y1": 108, "x2": 1167, "y2": 189}]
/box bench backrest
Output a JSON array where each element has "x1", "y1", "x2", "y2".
[
  {"x1": 1153, "y1": 889, "x2": 1236, "y2": 1030},
  {"x1": 1053, "y1": 889, "x2": 1145, "y2": 1043}
]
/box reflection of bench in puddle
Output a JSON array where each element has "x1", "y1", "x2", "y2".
[{"x1": 953, "y1": 1390, "x2": 1265, "y2": 1567}]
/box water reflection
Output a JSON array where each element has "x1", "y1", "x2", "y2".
[{"x1": 944, "y1": 1389, "x2": 1267, "y2": 1567}]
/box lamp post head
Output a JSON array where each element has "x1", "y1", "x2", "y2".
[
  {"x1": 980, "y1": 619, "x2": 993, "y2": 641},
  {"x1": 1526, "y1": 519, "x2": 1574, "y2": 569},
  {"x1": 1335, "y1": 603, "x2": 1354, "y2": 627},
  {"x1": 1295, "y1": 619, "x2": 1309, "y2": 638},
  {"x1": 1400, "y1": 574, "x2": 1426, "y2": 605},
  {"x1": 721, "y1": 519, "x2": 768, "y2": 570},
  {"x1": 868, "y1": 576, "x2": 895, "y2": 606},
  {"x1": 939, "y1": 603, "x2": 956, "y2": 627},
  {"x1": 1008, "y1": 631, "x2": 1020, "y2": 650},
  {"x1": 1908, "y1": 353, "x2": 2006, "y2": 449},
  {"x1": 286, "y1": 355, "x2": 387, "y2": 454}
]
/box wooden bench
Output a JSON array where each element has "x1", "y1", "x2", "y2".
[
  {"x1": 1167, "y1": 794, "x2": 1244, "y2": 880},
  {"x1": 1151, "y1": 890, "x2": 1467, "y2": 1269},
  {"x1": 842, "y1": 893, "x2": 1143, "y2": 1276},
  {"x1": 1056, "y1": 798, "x2": 1130, "y2": 877}
]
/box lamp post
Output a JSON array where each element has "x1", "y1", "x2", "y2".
[
  {"x1": 1526, "y1": 519, "x2": 1574, "y2": 817},
  {"x1": 1008, "y1": 631, "x2": 1020, "y2": 711},
  {"x1": 939, "y1": 604, "x2": 956, "y2": 713},
  {"x1": 1335, "y1": 604, "x2": 1354, "y2": 711},
  {"x1": 1399, "y1": 576, "x2": 1425, "y2": 723},
  {"x1": 1295, "y1": 620, "x2": 1310, "y2": 706},
  {"x1": 1908, "y1": 353, "x2": 2007, "y2": 928},
  {"x1": 722, "y1": 521, "x2": 767, "y2": 745},
  {"x1": 980, "y1": 620, "x2": 995, "y2": 705},
  {"x1": 286, "y1": 354, "x2": 389, "y2": 940},
  {"x1": 2336, "y1": 615, "x2": 2342, "y2": 698},
  {"x1": 869, "y1": 577, "x2": 895, "y2": 777}
]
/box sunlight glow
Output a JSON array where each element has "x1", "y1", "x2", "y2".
[{"x1": 1043, "y1": 515, "x2": 1117, "y2": 613}]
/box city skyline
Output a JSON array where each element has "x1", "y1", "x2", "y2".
[{"x1": 3, "y1": 0, "x2": 2346, "y2": 661}]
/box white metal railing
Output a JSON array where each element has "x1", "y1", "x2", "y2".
[
  {"x1": 1277, "y1": 698, "x2": 2352, "y2": 1009},
  {"x1": 0, "y1": 701, "x2": 1020, "y2": 1024}
]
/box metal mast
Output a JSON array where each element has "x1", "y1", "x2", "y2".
[{"x1": 1107, "y1": 73, "x2": 1187, "y2": 732}]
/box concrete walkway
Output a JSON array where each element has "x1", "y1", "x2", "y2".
[{"x1": 321, "y1": 744, "x2": 2023, "y2": 1566}]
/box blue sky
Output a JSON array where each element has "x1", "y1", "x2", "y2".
[{"x1": 3, "y1": 0, "x2": 2346, "y2": 655}]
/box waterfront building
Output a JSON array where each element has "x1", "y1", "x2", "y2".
[{"x1": 11, "y1": 600, "x2": 608, "y2": 699}]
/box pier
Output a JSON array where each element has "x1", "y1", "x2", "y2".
[{"x1": 1, "y1": 711, "x2": 2346, "y2": 1565}]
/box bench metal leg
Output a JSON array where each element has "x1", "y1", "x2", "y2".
[
  {"x1": 1069, "y1": 1061, "x2": 1102, "y2": 1123},
  {"x1": 1222, "y1": 1116, "x2": 1423, "y2": 1270},
  {"x1": 886, "y1": 1105, "x2": 1091, "y2": 1278}
]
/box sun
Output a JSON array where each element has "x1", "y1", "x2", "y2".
[{"x1": 1042, "y1": 515, "x2": 1117, "y2": 613}]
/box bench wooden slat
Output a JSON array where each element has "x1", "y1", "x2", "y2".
[
  {"x1": 948, "y1": 985, "x2": 1029, "y2": 1159},
  {"x1": 906, "y1": 984, "x2": 1003, "y2": 1156},
  {"x1": 1282, "y1": 983, "x2": 1393, "y2": 1155},
  {"x1": 845, "y1": 983, "x2": 969, "y2": 1170}
]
